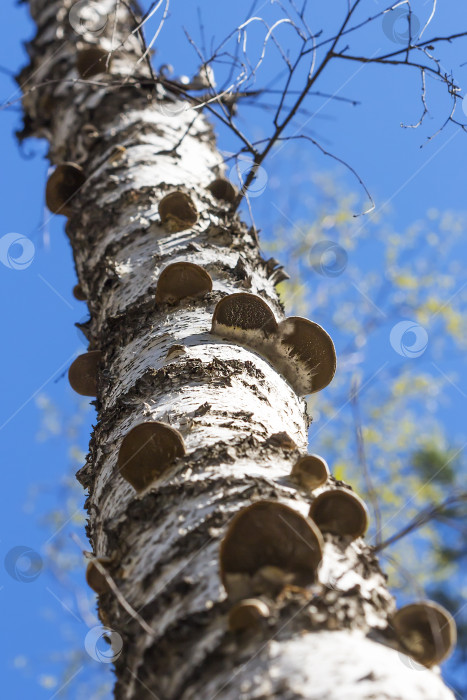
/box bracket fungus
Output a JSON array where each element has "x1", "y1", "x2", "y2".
[
  {"x1": 68, "y1": 350, "x2": 101, "y2": 397},
  {"x1": 76, "y1": 46, "x2": 109, "y2": 79},
  {"x1": 73, "y1": 284, "x2": 87, "y2": 301},
  {"x1": 291, "y1": 454, "x2": 329, "y2": 491},
  {"x1": 155, "y1": 262, "x2": 212, "y2": 304},
  {"x1": 86, "y1": 557, "x2": 113, "y2": 595},
  {"x1": 228, "y1": 598, "x2": 270, "y2": 632},
  {"x1": 277, "y1": 317, "x2": 336, "y2": 395},
  {"x1": 210, "y1": 294, "x2": 336, "y2": 396},
  {"x1": 392, "y1": 601, "x2": 457, "y2": 667},
  {"x1": 45, "y1": 163, "x2": 86, "y2": 217},
  {"x1": 308, "y1": 489, "x2": 368, "y2": 540},
  {"x1": 158, "y1": 191, "x2": 198, "y2": 232},
  {"x1": 207, "y1": 177, "x2": 238, "y2": 204},
  {"x1": 211, "y1": 293, "x2": 278, "y2": 346},
  {"x1": 220, "y1": 500, "x2": 323, "y2": 600},
  {"x1": 117, "y1": 421, "x2": 186, "y2": 492}
]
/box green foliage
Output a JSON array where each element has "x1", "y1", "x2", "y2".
[
  {"x1": 411, "y1": 444, "x2": 458, "y2": 485},
  {"x1": 265, "y1": 163, "x2": 466, "y2": 689},
  {"x1": 266, "y1": 165, "x2": 465, "y2": 522},
  {"x1": 25, "y1": 397, "x2": 113, "y2": 699}
]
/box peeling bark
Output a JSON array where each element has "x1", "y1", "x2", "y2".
[{"x1": 20, "y1": 2, "x2": 455, "y2": 698}]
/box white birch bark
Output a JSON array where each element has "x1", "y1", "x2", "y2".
[{"x1": 19, "y1": 1, "x2": 455, "y2": 698}]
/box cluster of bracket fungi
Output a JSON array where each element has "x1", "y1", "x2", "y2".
[{"x1": 49, "y1": 147, "x2": 456, "y2": 670}]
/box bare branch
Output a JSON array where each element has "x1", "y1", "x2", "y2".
[{"x1": 374, "y1": 492, "x2": 467, "y2": 552}]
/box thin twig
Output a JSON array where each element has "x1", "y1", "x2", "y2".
[{"x1": 350, "y1": 376, "x2": 383, "y2": 546}]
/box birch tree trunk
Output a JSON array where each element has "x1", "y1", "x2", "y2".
[{"x1": 19, "y1": 1, "x2": 455, "y2": 698}]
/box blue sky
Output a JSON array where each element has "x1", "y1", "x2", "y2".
[{"x1": 1, "y1": 1, "x2": 466, "y2": 698}]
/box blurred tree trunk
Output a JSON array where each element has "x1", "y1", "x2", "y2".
[{"x1": 19, "y1": 1, "x2": 455, "y2": 698}]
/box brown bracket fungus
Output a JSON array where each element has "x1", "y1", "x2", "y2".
[
  {"x1": 76, "y1": 46, "x2": 109, "y2": 79},
  {"x1": 158, "y1": 191, "x2": 198, "y2": 232},
  {"x1": 68, "y1": 350, "x2": 101, "y2": 397},
  {"x1": 220, "y1": 500, "x2": 323, "y2": 600},
  {"x1": 155, "y1": 262, "x2": 212, "y2": 304},
  {"x1": 291, "y1": 454, "x2": 329, "y2": 490},
  {"x1": 86, "y1": 557, "x2": 113, "y2": 595},
  {"x1": 117, "y1": 421, "x2": 186, "y2": 492},
  {"x1": 392, "y1": 601, "x2": 457, "y2": 667},
  {"x1": 277, "y1": 317, "x2": 336, "y2": 395},
  {"x1": 267, "y1": 431, "x2": 297, "y2": 451},
  {"x1": 308, "y1": 489, "x2": 368, "y2": 540},
  {"x1": 207, "y1": 177, "x2": 238, "y2": 204},
  {"x1": 210, "y1": 294, "x2": 336, "y2": 396},
  {"x1": 211, "y1": 293, "x2": 278, "y2": 346},
  {"x1": 228, "y1": 598, "x2": 270, "y2": 632},
  {"x1": 45, "y1": 163, "x2": 86, "y2": 217},
  {"x1": 73, "y1": 284, "x2": 87, "y2": 301}
]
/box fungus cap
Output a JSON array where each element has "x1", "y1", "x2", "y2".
[
  {"x1": 292, "y1": 454, "x2": 329, "y2": 490},
  {"x1": 211, "y1": 293, "x2": 278, "y2": 344},
  {"x1": 68, "y1": 350, "x2": 101, "y2": 397},
  {"x1": 220, "y1": 500, "x2": 323, "y2": 597},
  {"x1": 393, "y1": 601, "x2": 457, "y2": 667},
  {"x1": 155, "y1": 262, "x2": 212, "y2": 304},
  {"x1": 76, "y1": 46, "x2": 109, "y2": 78},
  {"x1": 73, "y1": 284, "x2": 87, "y2": 301},
  {"x1": 207, "y1": 177, "x2": 238, "y2": 203},
  {"x1": 45, "y1": 163, "x2": 86, "y2": 217},
  {"x1": 117, "y1": 421, "x2": 185, "y2": 492},
  {"x1": 278, "y1": 317, "x2": 336, "y2": 395},
  {"x1": 228, "y1": 598, "x2": 270, "y2": 632},
  {"x1": 158, "y1": 191, "x2": 198, "y2": 232},
  {"x1": 86, "y1": 558, "x2": 113, "y2": 595},
  {"x1": 308, "y1": 489, "x2": 368, "y2": 540}
]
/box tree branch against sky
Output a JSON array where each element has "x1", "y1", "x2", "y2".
[{"x1": 0, "y1": 0, "x2": 466, "y2": 698}]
